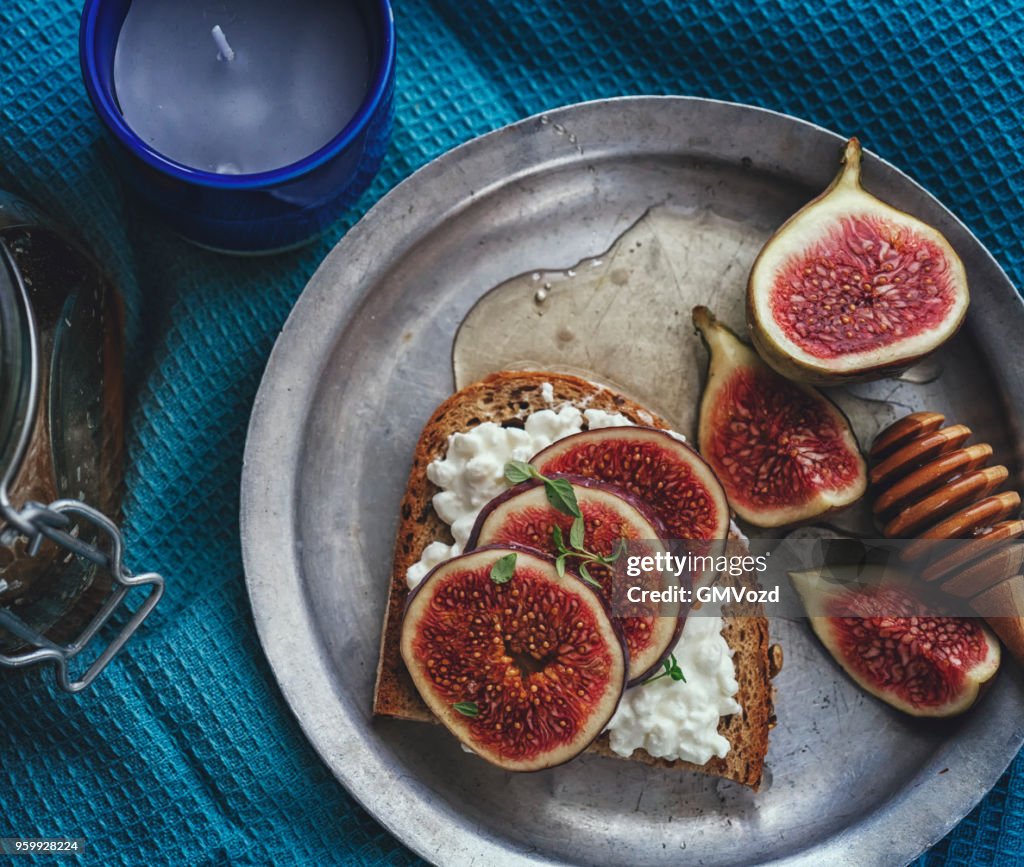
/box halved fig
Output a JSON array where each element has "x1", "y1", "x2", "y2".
[
  {"x1": 401, "y1": 546, "x2": 627, "y2": 771},
  {"x1": 748, "y1": 138, "x2": 969, "y2": 384},
  {"x1": 531, "y1": 428, "x2": 730, "y2": 542},
  {"x1": 694, "y1": 306, "x2": 867, "y2": 528},
  {"x1": 791, "y1": 566, "x2": 1000, "y2": 717},
  {"x1": 466, "y1": 477, "x2": 683, "y2": 684}
]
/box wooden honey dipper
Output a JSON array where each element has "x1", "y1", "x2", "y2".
[{"x1": 870, "y1": 411, "x2": 1024, "y2": 662}]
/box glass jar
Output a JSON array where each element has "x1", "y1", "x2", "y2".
[{"x1": 0, "y1": 190, "x2": 162, "y2": 691}]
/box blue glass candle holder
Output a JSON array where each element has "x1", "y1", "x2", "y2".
[{"x1": 80, "y1": 0, "x2": 395, "y2": 254}]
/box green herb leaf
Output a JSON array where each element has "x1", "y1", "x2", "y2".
[
  {"x1": 641, "y1": 654, "x2": 687, "y2": 686},
  {"x1": 555, "y1": 554, "x2": 566, "y2": 578},
  {"x1": 490, "y1": 552, "x2": 517, "y2": 584},
  {"x1": 452, "y1": 701, "x2": 480, "y2": 717},
  {"x1": 503, "y1": 461, "x2": 581, "y2": 519},
  {"x1": 551, "y1": 524, "x2": 566, "y2": 552},
  {"x1": 577, "y1": 563, "x2": 601, "y2": 589},
  {"x1": 570, "y1": 515, "x2": 585, "y2": 550},
  {"x1": 594, "y1": 539, "x2": 620, "y2": 566},
  {"x1": 504, "y1": 460, "x2": 535, "y2": 485},
  {"x1": 545, "y1": 477, "x2": 581, "y2": 518},
  {"x1": 666, "y1": 654, "x2": 686, "y2": 682}
]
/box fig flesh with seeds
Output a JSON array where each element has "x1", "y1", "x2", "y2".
[
  {"x1": 531, "y1": 427, "x2": 730, "y2": 543},
  {"x1": 401, "y1": 546, "x2": 627, "y2": 771},
  {"x1": 747, "y1": 137, "x2": 969, "y2": 385},
  {"x1": 466, "y1": 476, "x2": 684, "y2": 685},
  {"x1": 790, "y1": 566, "x2": 1000, "y2": 717},
  {"x1": 694, "y1": 306, "x2": 867, "y2": 528}
]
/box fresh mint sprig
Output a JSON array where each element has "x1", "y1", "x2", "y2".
[
  {"x1": 504, "y1": 460, "x2": 581, "y2": 518},
  {"x1": 504, "y1": 461, "x2": 629, "y2": 591},
  {"x1": 641, "y1": 654, "x2": 687, "y2": 686},
  {"x1": 552, "y1": 519, "x2": 627, "y2": 590}
]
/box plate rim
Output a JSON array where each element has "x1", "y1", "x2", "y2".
[{"x1": 241, "y1": 95, "x2": 1024, "y2": 866}]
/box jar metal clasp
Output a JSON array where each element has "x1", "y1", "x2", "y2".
[{"x1": 0, "y1": 499, "x2": 164, "y2": 692}]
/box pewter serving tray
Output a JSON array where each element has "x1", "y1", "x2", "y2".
[{"x1": 241, "y1": 98, "x2": 1024, "y2": 867}]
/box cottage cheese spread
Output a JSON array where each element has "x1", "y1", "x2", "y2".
[
  {"x1": 405, "y1": 386, "x2": 740, "y2": 762},
  {"x1": 606, "y1": 615, "x2": 740, "y2": 763},
  {"x1": 405, "y1": 404, "x2": 638, "y2": 586}
]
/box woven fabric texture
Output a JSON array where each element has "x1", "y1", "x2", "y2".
[{"x1": 1, "y1": 0, "x2": 1023, "y2": 864}]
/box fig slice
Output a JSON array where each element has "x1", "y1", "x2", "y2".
[
  {"x1": 790, "y1": 566, "x2": 1000, "y2": 717},
  {"x1": 531, "y1": 427, "x2": 730, "y2": 543},
  {"x1": 747, "y1": 137, "x2": 969, "y2": 384},
  {"x1": 466, "y1": 476, "x2": 683, "y2": 684},
  {"x1": 400, "y1": 546, "x2": 627, "y2": 771},
  {"x1": 694, "y1": 306, "x2": 867, "y2": 528}
]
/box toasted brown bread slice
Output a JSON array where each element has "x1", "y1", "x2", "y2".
[{"x1": 374, "y1": 371, "x2": 774, "y2": 789}]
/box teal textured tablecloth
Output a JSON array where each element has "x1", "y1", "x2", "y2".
[{"x1": 1, "y1": 1, "x2": 1023, "y2": 864}]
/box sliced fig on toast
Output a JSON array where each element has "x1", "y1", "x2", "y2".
[
  {"x1": 466, "y1": 477, "x2": 683, "y2": 684},
  {"x1": 791, "y1": 566, "x2": 1000, "y2": 717},
  {"x1": 401, "y1": 546, "x2": 627, "y2": 771},
  {"x1": 531, "y1": 427, "x2": 730, "y2": 542},
  {"x1": 747, "y1": 138, "x2": 969, "y2": 384},
  {"x1": 694, "y1": 306, "x2": 867, "y2": 528}
]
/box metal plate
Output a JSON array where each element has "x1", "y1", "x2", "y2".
[{"x1": 241, "y1": 98, "x2": 1024, "y2": 866}]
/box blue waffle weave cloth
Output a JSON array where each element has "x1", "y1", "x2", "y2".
[{"x1": 1, "y1": 0, "x2": 1022, "y2": 863}]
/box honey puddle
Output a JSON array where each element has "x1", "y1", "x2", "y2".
[{"x1": 453, "y1": 204, "x2": 763, "y2": 436}]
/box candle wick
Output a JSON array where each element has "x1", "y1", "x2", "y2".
[{"x1": 211, "y1": 25, "x2": 236, "y2": 62}]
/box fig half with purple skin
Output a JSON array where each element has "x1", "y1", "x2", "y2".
[
  {"x1": 747, "y1": 138, "x2": 969, "y2": 385},
  {"x1": 531, "y1": 427, "x2": 730, "y2": 542},
  {"x1": 401, "y1": 546, "x2": 627, "y2": 771},
  {"x1": 694, "y1": 306, "x2": 867, "y2": 528},
  {"x1": 791, "y1": 566, "x2": 1000, "y2": 717},
  {"x1": 466, "y1": 476, "x2": 683, "y2": 684}
]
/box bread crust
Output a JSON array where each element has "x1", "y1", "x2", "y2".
[{"x1": 373, "y1": 371, "x2": 773, "y2": 788}]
